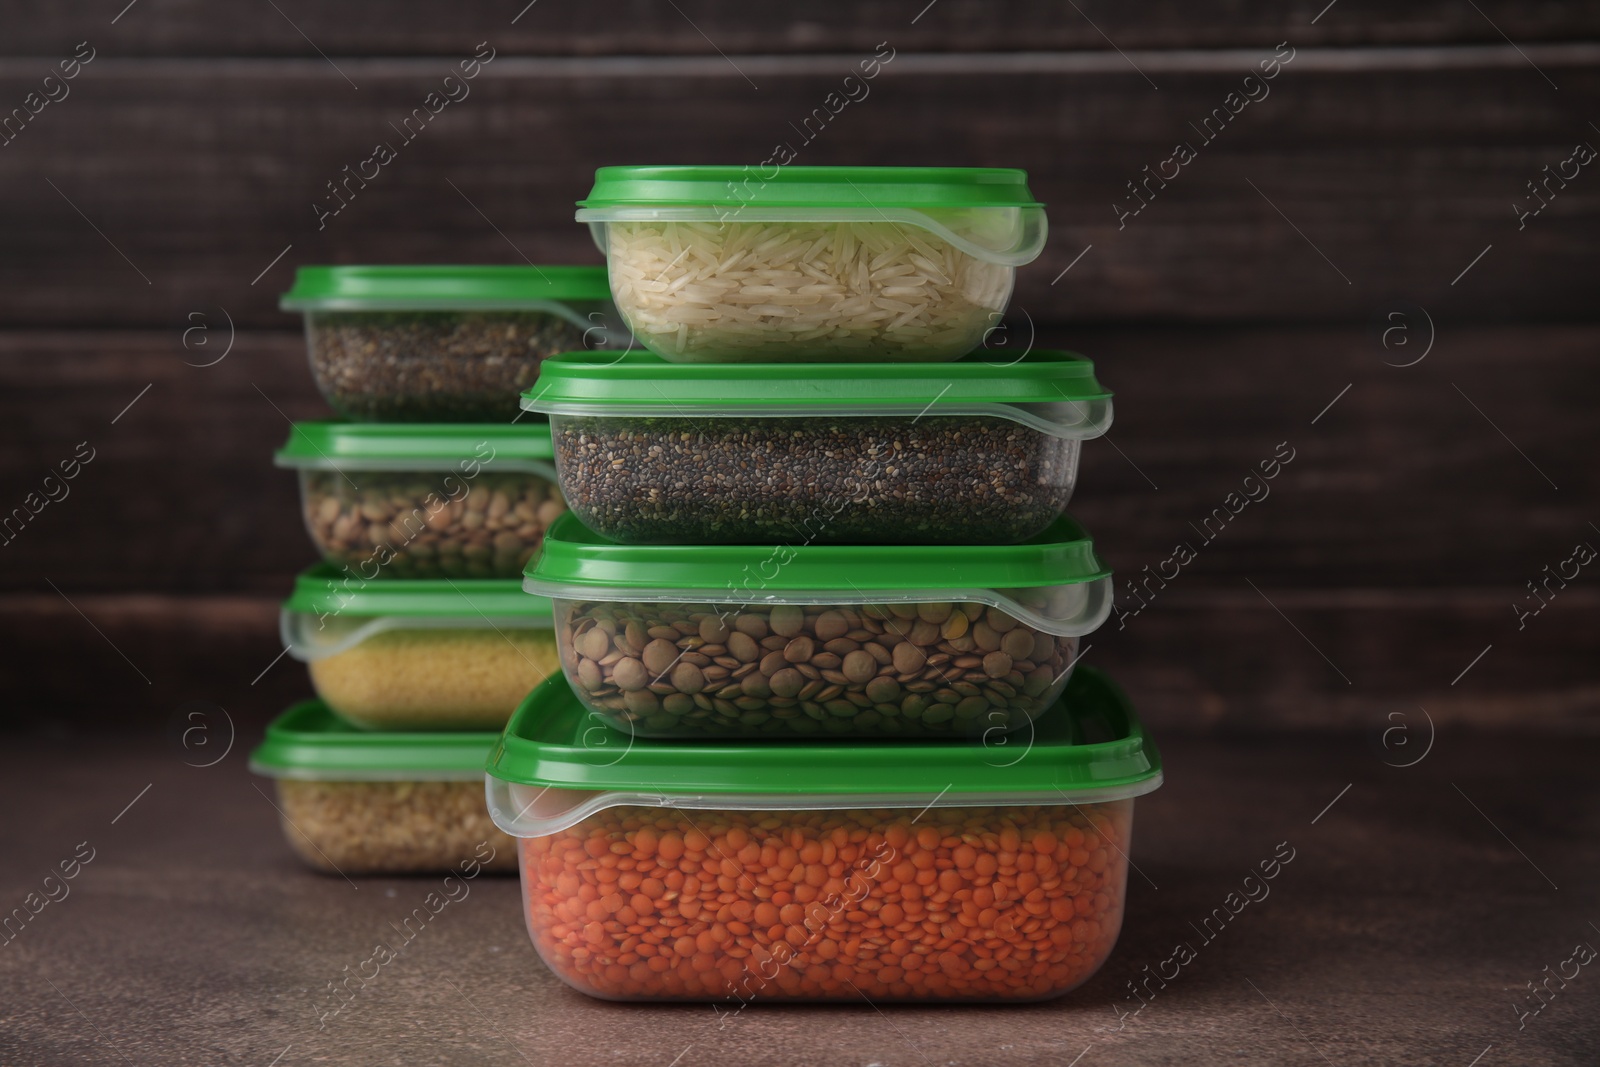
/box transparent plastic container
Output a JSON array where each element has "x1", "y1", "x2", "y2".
[
  {"x1": 280, "y1": 265, "x2": 624, "y2": 421},
  {"x1": 282, "y1": 565, "x2": 559, "y2": 730},
  {"x1": 523, "y1": 350, "x2": 1111, "y2": 545},
  {"x1": 523, "y1": 512, "x2": 1111, "y2": 739},
  {"x1": 275, "y1": 423, "x2": 566, "y2": 580},
  {"x1": 576, "y1": 166, "x2": 1046, "y2": 362},
  {"x1": 487, "y1": 667, "x2": 1161, "y2": 1002},
  {"x1": 250, "y1": 701, "x2": 517, "y2": 875}
]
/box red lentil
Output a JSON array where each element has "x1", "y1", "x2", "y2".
[{"x1": 520, "y1": 800, "x2": 1131, "y2": 1002}]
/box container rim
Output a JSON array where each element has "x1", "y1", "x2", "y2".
[
  {"x1": 485, "y1": 667, "x2": 1161, "y2": 836},
  {"x1": 249, "y1": 701, "x2": 499, "y2": 779},
  {"x1": 520, "y1": 350, "x2": 1112, "y2": 439},
  {"x1": 280, "y1": 264, "x2": 611, "y2": 311}
]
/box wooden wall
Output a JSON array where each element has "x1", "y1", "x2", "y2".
[{"x1": 1, "y1": 2, "x2": 1595, "y2": 734}]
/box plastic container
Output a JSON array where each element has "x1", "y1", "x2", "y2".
[
  {"x1": 523, "y1": 511, "x2": 1111, "y2": 739},
  {"x1": 486, "y1": 666, "x2": 1160, "y2": 1002},
  {"x1": 282, "y1": 564, "x2": 560, "y2": 730},
  {"x1": 275, "y1": 423, "x2": 566, "y2": 580},
  {"x1": 576, "y1": 166, "x2": 1046, "y2": 362},
  {"x1": 250, "y1": 701, "x2": 517, "y2": 875},
  {"x1": 280, "y1": 265, "x2": 623, "y2": 421},
  {"x1": 523, "y1": 350, "x2": 1111, "y2": 545}
]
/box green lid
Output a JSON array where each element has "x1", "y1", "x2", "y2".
[
  {"x1": 577, "y1": 166, "x2": 1042, "y2": 210},
  {"x1": 273, "y1": 421, "x2": 556, "y2": 472},
  {"x1": 280, "y1": 265, "x2": 611, "y2": 311},
  {"x1": 250, "y1": 701, "x2": 498, "y2": 781},
  {"x1": 284, "y1": 563, "x2": 550, "y2": 619},
  {"x1": 522, "y1": 350, "x2": 1111, "y2": 438},
  {"x1": 527, "y1": 511, "x2": 1107, "y2": 596},
  {"x1": 485, "y1": 668, "x2": 1160, "y2": 835}
]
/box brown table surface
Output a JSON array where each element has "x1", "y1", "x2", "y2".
[{"x1": 2, "y1": 731, "x2": 1595, "y2": 1067}]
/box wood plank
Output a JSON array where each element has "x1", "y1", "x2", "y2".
[
  {"x1": 0, "y1": 47, "x2": 1594, "y2": 326},
  {"x1": 8, "y1": 1, "x2": 1599, "y2": 57},
  {"x1": 3, "y1": 324, "x2": 1595, "y2": 593}
]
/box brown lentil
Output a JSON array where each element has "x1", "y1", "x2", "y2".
[
  {"x1": 301, "y1": 469, "x2": 566, "y2": 579},
  {"x1": 557, "y1": 599, "x2": 1077, "y2": 738},
  {"x1": 306, "y1": 309, "x2": 601, "y2": 422},
  {"x1": 274, "y1": 779, "x2": 518, "y2": 875},
  {"x1": 521, "y1": 800, "x2": 1131, "y2": 1001},
  {"x1": 550, "y1": 415, "x2": 1077, "y2": 545}
]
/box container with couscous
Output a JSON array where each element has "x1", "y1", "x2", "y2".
[{"x1": 282, "y1": 564, "x2": 560, "y2": 730}]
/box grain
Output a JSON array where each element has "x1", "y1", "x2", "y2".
[
  {"x1": 552, "y1": 415, "x2": 1075, "y2": 545},
  {"x1": 275, "y1": 779, "x2": 518, "y2": 875},
  {"x1": 306, "y1": 309, "x2": 600, "y2": 421},
  {"x1": 605, "y1": 220, "x2": 1012, "y2": 362},
  {"x1": 308, "y1": 628, "x2": 560, "y2": 730},
  {"x1": 520, "y1": 800, "x2": 1131, "y2": 1001},
  {"x1": 558, "y1": 600, "x2": 1078, "y2": 738},
  {"x1": 302, "y1": 470, "x2": 566, "y2": 579}
]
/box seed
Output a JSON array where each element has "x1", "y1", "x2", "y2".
[
  {"x1": 940, "y1": 612, "x2": 969, "y2": 640},
  {"x1": 624, "y1": 689, "x2": 660, "y2": 715},
  {"x1": 733, "y1": 614, "x2": 769, "y2": 640},
  {"x1": 892, "y1": 643, "x2": 926, "y2": 675},
  {"x1": 307, "y1": 310, "x2": 593, "y2": 422},
  {"x1": 972, "y1": 622, "x2": 1002, "y2": 653},
  {"x1": 560, "y1": 602, "x2": 1074, "y2": 737},
  {"x1": 550, "y1": 413, "x2": 1074, "y2": 545},
  {"x1": 577, "y1": 658, "x2": 602, "y2": 692},
  {"x1": 769, "y1": 668, "x2": 805, "y2": 698},
  {"x1": 727, "y1": 632, "x2": 760, "y2": 663},
  {"x1": 842, "y1": 650, "x2": 877, "y2": 684},
  {"x1": 670, "y1": 663, "x2": 706, "y2": 694},
  {"x1": 572, "y1": 627, "x2": 601, "y2": 659},
  {"x1": 865, "y1": 677, "x2": 901, "y2": 703},
  {"x1": 624, "y1": 622, "x2": 648, "y2": 654},
  {"x1": 814, "y1": 611, "x2": 850, "y2": 642},
  {"x1": 983, "y1": 652, "x2": 1013, "y2": 678},
  {"x1": 642, "y1": 639, "x2": 679, "y2": 676},
  {"x1": 612, "y1": 657, "x2": 648, "y2": 691},
  {"x1": 770, "y1": 605, "x2": 806, "y2": 637},
  {"x1": 1002, "y1": 628, "x2": 1036, "y2": 661}
]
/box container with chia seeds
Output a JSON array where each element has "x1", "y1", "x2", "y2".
[
  {"x1": 282, "y1": 564, "x2": 560, "y2": 731},
  {"x1": 523, "y1": 511, "x2": 1111, "y2": 739},
  {"x1": 250, "y1": 701, "x2": 517, "y2": 875},
  {"x1": 275, "y1": 422, "x2": 567, "y2": 580},
  {"x1": 522, "y1": 349, "x2": 1110, "y2": 545},
  {"x1": 576, "y1": 166, "x2": 1046, "y2": 362},
  {"x1": 486, "y1": 666, "x2": 1161, "y2": 1002},
  {"x1": 280, "y1": 265, "x2": 624, "y2": 421}
]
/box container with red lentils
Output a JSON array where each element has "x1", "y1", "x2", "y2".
[{"x1": 485, "y1": 666, "x2": 1160, "y2": 1003}]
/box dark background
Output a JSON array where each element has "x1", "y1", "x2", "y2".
[{"x1": 2, "y1": 1, "x2": 1596, "y2": 737}]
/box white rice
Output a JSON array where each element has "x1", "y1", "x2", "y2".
[{"x1": 606, "y1": 220, "x2": 1014, "y2": 362}]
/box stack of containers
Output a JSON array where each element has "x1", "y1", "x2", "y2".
[
  {"x1": 250, "y1": 266, "x2": 622, "y2": 874},
  {"x1": 487, "y1": 167, "x2": 1166, "y2": 1002}
]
